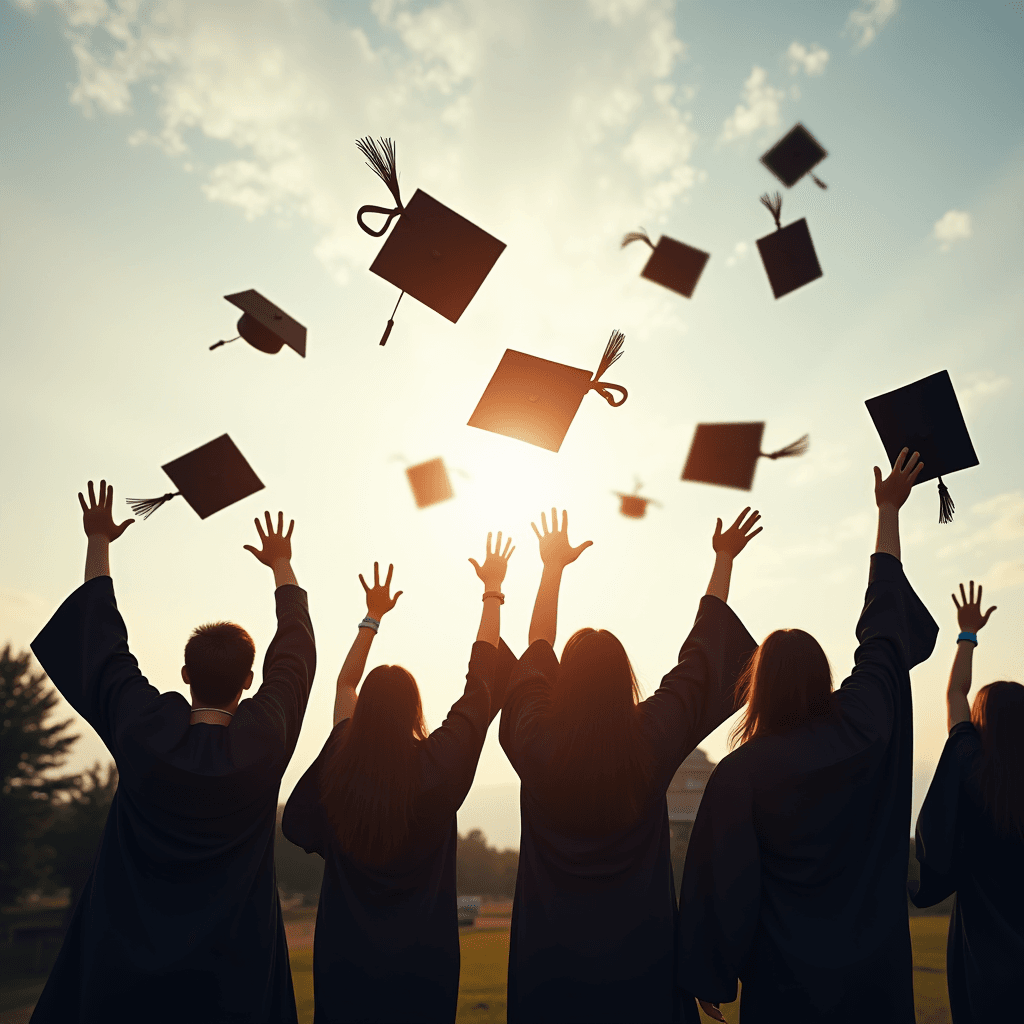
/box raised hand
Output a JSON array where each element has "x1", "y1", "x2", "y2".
[
  {"x1": 359, "y1": 562, "x2": 403, "y2": 620},
  {"x1": 243, "y1": 511, "x2": 294, "y2": 568},
  {"x1": 531, "y1": 509, "x2": 593, "y2": 571},
  {"x1": 469, "y1": 532, "x2": 515, "y2": 591},
  {"x1": 712, "y1": 508, "x2": 762, "y2": 560},
  {"x1": 78, "y1": 480, "x2": 134, "y2": 541},
  {"x1": 952, "y1": 581, "x2": 996, "y2": 634},
  {"x1": 873, "y1": 448, "x2": 924, "y2": 509}
]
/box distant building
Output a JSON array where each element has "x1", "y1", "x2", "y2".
[{"x1": 666, "y1": 747, "x2": 715, "y2": 824}]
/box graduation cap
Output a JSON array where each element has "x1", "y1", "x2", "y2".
[
  {"x1": 865, "y1": 370, "x2": 979, "y2": 524},
  {"x1": 756, "y1": 192, "x2": 823, "y2": 299},
  {"x1": 621, "y1": 228, "x2": 710, "y2": 299},
  {"x1": 127, "y1": 435, "x2": 265, "y2": 520},
  {"x1": 682, "y1": 423, "x2": 809, "y2": 491},
  {"x1": 467, "y1": 331, "x2": 628, "y2": 453},
  {"x1": 355, "y1": 137, "x2": 506, "y2": 346},
  {"x1": 614, "y1": 481, "x2": 660, "y2": 519},
  {"x1": 210, "y1": 291, "x2": 306, "y2": 357},
  {"x1": 761, "y1": 123, "x2": 828, "y2": 189},
  {"x1": 406, "y1": 458, "x2": 454, "y2": 509}
]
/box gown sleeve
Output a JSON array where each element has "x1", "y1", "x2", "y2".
[
  {"x1": 909, "y1": 721, "x2": 979, "y2": 907},
  {"x1": 282, "y1": 721, "x2": 344, "y2": 858},
  {"x1": 675, "y1": 753, "x2": 761, "y2": 1005},
  {"x1": 498, "y1": 639, "x2": 558, "y2": 772},
  {"x1": 30, "y1": 576, "x2": 161, "y2": 756},
  {"x1": 638, "y1": 595, "x2": 757, "y2": 770}
]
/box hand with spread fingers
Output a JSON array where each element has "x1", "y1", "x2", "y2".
[
  {"x1": 79, "y1": 480, "x2": 135, "y2": 542},
  {"x1": 531, "y1": 508, "x2": 593, "y2": 571},
  {"x1": 469, "y1": 532, "x2": 515, "y2": 592},
  {"x1": 244, "y1": 511, "x2": 298, "y2": 589},
  {"x1": 712, "y1": 507, "x2": 762, "y2": 560},
  {"x1": 952, "y1": 580, "x2": 997, "y2": 635},
  {"x1": 359, "y1": 562, "x2": 403, "y2": 621},
  {"x1": 873, "y1": 447, "x2": 924, "y2": 509}
]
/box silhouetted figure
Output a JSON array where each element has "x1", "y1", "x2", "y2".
[
  {"x1": 910, "y1": 582, "x2": 1024, "y2": 1021},
  {"x1": 29, "y1": 486, "x2": 315, "y2": 1023},
  {"x1": 675, "y1": 450, "x2": 938, "y2": 1024},
  {"x1": 501, "y1": 507, "x2": 761, "y2": 1023},
  {"x1": 282, "y1": 536, "x2": 517, "y2": 1024}
]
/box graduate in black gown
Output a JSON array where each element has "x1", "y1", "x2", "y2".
[
  {"x1": 675, "y1": 450, "x2": 939, "y2": 1024},
  {"x1": 282, "y1": 532, "x2": 518, "y2": 1024},
  {"x1": 910, "y1": 580, "x2": 1024, "y2": 1022},
  {"x1": 29, "y1": 485, "x2": 316, "y2": 1024},
  {"x1": 500, "y1": 506, "x2": 762, "y2": 1024}
]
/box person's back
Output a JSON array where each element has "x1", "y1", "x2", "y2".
[{"x1": 29, "y1": 488, "x2": 316, "y2": 1024}]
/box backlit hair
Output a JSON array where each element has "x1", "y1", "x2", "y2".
[
  {"x1": 184, "y1": 622, "x2": 255, "y2": 707},
  {"x1": 970, "y1": 680, "x2": 1024, "y2": 837}
]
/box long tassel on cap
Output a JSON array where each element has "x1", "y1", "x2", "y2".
[
  {"x1": 621, "y1": 229, "x2": 655, "y2": 251},
  {"x1": 379, "y1": 291, "x2": 404, "y2": 347},
  {"x1": 762, "y1": 434, "x2": 810, "y2": 460},
  {"x1": 938, "y1": 476, "x2": 955, "y2": 524},
  {"x1": 127, "y1": 492, "x2": 180, "y2": 519},
  {"x1": 589, "y1": 330, "x2": 628, "y2": 407},
  {"x1": 811, "y1": 174, "x2": 828, "y2": 189},
  {"x1": 209, "y1": 335, "x2": 240, "y2": 351},
  {"x1": 355, "y1": 137, "x2": 404, "y2": 237},
  {"x1": 760, "y1": 191, "x2": 783, "y2": 230}
]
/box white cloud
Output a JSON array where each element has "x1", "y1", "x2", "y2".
[
  {"x1": 933, "y1": 209, "x2": 972, "y2": 251},
  {"x1": 956, "y1": 369, "x2": 1012, "y2": 416},
  {"x1": 846, "y1": 0, "x2": 898, "y2": 49},
  {"x1": 786, "y1": 41, "x2": 829, "y2": 76},
  {"x1": 938, "y1": 490, "x2": 1024, "y2": 560},
  {"x1": 721, "y1": 66, "x2": 784, "y2": 142},
  {"x1": 978, "y1": 559, "x2": 1024, "y2": 593},
  {"x1": 724, "y1": 240, "x2": 748, "y2": 267}
]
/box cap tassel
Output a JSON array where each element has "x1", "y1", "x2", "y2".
[
  {"x1": 379, "y1": 291, "x2": 404, "y2": 347},
  {"x1": 589, "y1": 330, "x2": 628, "y2": 407},
  {"x1": 621, "y1": 229, "x2": 655, "y2": 251},
  {"x1": 760, "y1": 191, "x2": 783, "y2": 230},
  {"x1": 209, "y1": 335, "x2": 240, "y2": 351},
  {"x1": 127, "y1": 492, "x2": 181, "y2": 520},
  {"x1": 811, "y1": 174, "x2": 828, "y2": 190},
  {"x1": 356, "y1": 136, "x2": 404, "y2": 237},
  {"x1": 938, "y1": 476, "x2": 955, "y2": 524},
  {"x1": 762, "y1": 434, "x2": 810, "y2": 460}
]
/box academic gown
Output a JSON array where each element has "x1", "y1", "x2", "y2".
[
  {"x1": 29, "y1": 576, "x2": 316, "y2": 1024},
  {"x1": 499, "y1": 596, "x2": 757, "y2": 1024},
  {"x1": 675, "y1": 553, "x2": 938, "y2": 1024},
  {"x1": 910, "y1": 720, "x2": 1024, "y2": 1021},
  {"x1": 281, "y1": 639, "x2": 517, "y2": 1024}
]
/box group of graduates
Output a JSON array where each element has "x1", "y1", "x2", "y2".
[{"x1": 27, "y1": 450, "x2": 1023, "y2": 1024}]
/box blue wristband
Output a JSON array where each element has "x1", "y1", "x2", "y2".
[{"x1": 957, "y1": 631, "x2": 978, "y2": 646}]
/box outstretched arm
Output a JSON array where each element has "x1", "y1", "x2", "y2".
[
  {"x1": 244, "y1": 511, "x2": 298, "y2": 589},
  {"x1": 947, "y1": 580, "x2": 996, "y2": 731},
  {"x1": 79, "y1": 480, "x2": 134, "y2": 582},
  {"x1": 873, "y1": 447, "x2": 924, "y2": 562},
  {"x1": 705, "y1": 508, "x2": 762, "y2": 604},
  {"x1": 469, "y1": 531, "x2": 514, "y2": 648},
  {"x1": 333, "y1": 563, "x2": 402, "y2": 726},
  {"x1": 528, "y1": 509, "x2": 592, "y2": 648}
]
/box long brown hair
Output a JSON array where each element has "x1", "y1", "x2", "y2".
[
  {"x1": 970, "y1": 680, "x2": 1024, "y2": 837},
  {"x1": 545, "y1": 629, "x2": 654, "y2": 832},
  {"x1": 730, "y1": 629, "x2": 833, "y2": 747},
  {"x1": 324, "y1": 665, "x2": 428, "y2": 865}
]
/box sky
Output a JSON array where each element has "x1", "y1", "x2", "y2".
[{"x1": 2, "y1": 0, "x2": 1022, "y2": 850}]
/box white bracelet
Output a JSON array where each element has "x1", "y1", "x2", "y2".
[{"x1": 359, "y1": 616, "x2": 380, "y2": 633}]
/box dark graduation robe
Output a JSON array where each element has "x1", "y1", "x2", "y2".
[
  {"x1": 499, "y1": 596, "x2": 756, "y2": 1024},
  {"x1": 29, "y1": 576, "x2": 316, "y2": 1024},
  {"x1": 910, "y1": 720, "x2": 1024, "y2": 1021},
  {"x1": 281, "y1": 639, "x2": 516, "y2": 1024},
  {"x1": 675, "y1": 553, "x2": 938, "y2": 1024}
]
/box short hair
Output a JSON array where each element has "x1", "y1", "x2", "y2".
[{"x1": 184, "y1": 622, "x2": 256, "y2": 707}]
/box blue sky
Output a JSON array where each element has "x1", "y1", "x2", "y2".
[{"x1": 2, "y1": 0, "x2": 1022, "y2": 848}]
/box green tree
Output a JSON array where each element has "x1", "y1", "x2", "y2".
[
  {"x1": 0, "y1": 645, "x2": 79, "y2": 906},
  {"x1": 457, "y1": 829, "x2": 518, "y2": 898}
]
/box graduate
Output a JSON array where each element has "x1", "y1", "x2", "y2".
[
  {"x1": 675, "y1": 450, "x2": 939, "y2": 1024},
  {"x1": 29, "y1": 483, "x2": 316, "y2": 1023},
  {"x1": 500, "y1": 506, "x2": 762, "y2": 1024},
  {"x1": 282, "y1": 533, "x2": 518, "y2": 1024},
  {"x1": 910, "y1": 581, "x2": 1024, "y2": 1021}
]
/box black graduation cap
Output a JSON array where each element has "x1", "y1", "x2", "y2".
[
  {"x1": 406, "y1": 458, "x2": 454, "y2": 509},
  {"x1": 681, "y1": 423, "x2": 809, "y2": 491},
  {"x1": 756, "y1": 192, "x2": 823, "y2": 299},
  {"x1": 467, "y1": 332, "x2": 628, "y2": 453},
  {"x1": 621, "y1": 228, "x2": 709, "y2": 299},
  {"x1": 865, "y1": 370, "x2": 979, "y2": 524},
  {"x1": 127, "y1": 435, "x2": 265, "y2": 520},
  {"x1": 614, "y1": 482, "x2": 660, "y2": 519},
  {"x1": 355, "y1": 137, "x2": 506, "y2": 346},
  {"x1": 761, "y1": 123, "x2": 828, "y2": 189},
  {"x1": 210, "y1": 291, "x2": 307, "y2": 357}
]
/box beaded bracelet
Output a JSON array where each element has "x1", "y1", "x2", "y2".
[
  {"x1": 482, "y1": 591, "x2": 505, "y2": 604},
  {"x1": 359, "y1": 616, "x2": 381, "y2": 633}
]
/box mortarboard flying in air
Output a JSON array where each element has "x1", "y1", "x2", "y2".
[
  {"x1": 620, "y1": 228, "x2": 710, "y2": 299},
  {"x1": 210, "y1": 291, "x2": 307, "y2": 357},
  {"x1": 355, "y1": 137, "x2": 506, "y2": 346},
  {"x1": 405, "y1": 457, "x2": 455, "y2": 510},
  {"x1": 761, "y1": 123, "x2": 829, "y2": 190},
  {"x1": 467, "y1": 331, "x2": 628, "y2": 453},
  {"x1": 865, "y1": 370, "x2": 979, "y2": 524},
  {"x1": 614, "y1": 481, "x2": 660, "y2": 519},
  {"x1": 681, "y1": 423, "x2": 809, "y2": 491},
  {"x1": 756, "y1": 192, "x2": 823, "y2": 299}
]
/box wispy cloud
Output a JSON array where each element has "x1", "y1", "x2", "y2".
[
  {"x1": 938, "y1": 490, "x2": 1024, "y2": 560},
  {"x1": 933, "y1": 209, "x2": 972, "y2": 251},
  {"x1": 786, "y1": 41, "x2": 829, "y2": 76},
  {"x1": 956, "y1": 369, "x2": 1012, "y2": 416},
  {"x1": 721, "y1": 66, "x2": 784, "y2": 142},
  {"x1": 846, "y1": 0, "x2": 898, "y2": 49}
]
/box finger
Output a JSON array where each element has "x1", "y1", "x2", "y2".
[
  {"x1": 714, "y1": 518, "x2": 722, "y2": 537},
  {"x1": 99, "y1": 480, "x2": 108, "y2": 507},
  {"x1": 374, "y1": 562, "x2": 380, "y2": 588},
  {"x1": 385, "y1": 563, "x2": 394, "y2": 590},
  {"x1": 243, "y1": 545, "x2": 258, "y2": 556},
  {"x1": 540, "y1": 512, "x2": 548, "y2": 535},
  {"x1": 908, "y1": 460, "x2": 925, "y2": 485},
  {"x1": 358, "y1": 573, "x2": 369, "y2": 593},
  {"x1": 254, "y1": 517, "x2": 267, "y2": 542},
  {"x1": 531, "y1": 521, "x2": 541, "y2": 541},
  {"x1": 264, "y1": 510, "x2": 273, "y2": 536},
  {"x1": 502, "y1": 537, "x2": 513, "y2": 558},
  {"x1": 574, "y1": 540, "x2": 594, "y2": 553},
  {"x1": 982, "y1": 605, "x2": 996, "y2": 624},
  {"x1": 78, "y1": 491, "x2": 88, "y2": 513},
  {"x1": 88, "y1": 480, "x2": 97, "y2": 508},
  {"x1": 732, "y1": 507, "x2": 750, "y2": 530},
  {"x1": 744, "y1": 511, "x2": 761, "y2": 531},
  {"x1": 873, "y1": 466, "x2": 882, "y2": 488},
  {"x1": 951, "y1": 593, "x2": 961, "y2": 610},
  {"x1": 391, "y1": 590, "x2": 403, "y2": 604},
  {"x1": 468, "y1": 558, "x2": 481, "y2": 571},
  {"x1": 277, "y1": 511, "x2": 284, "y2": 536},
  {"x1": 560, "y1": 509, "x2": 567, "y2": 533},
  {"x1": 286, "y1": 520, "x2": 295, "y2": 540},
  {"x1": 893, "y1": 447, "x2": 908, "y2": 473},
  {"x1": 747, "y1": 526, "x2": 763, "y2": 539},
  {"x1": 903, "y1": 450, "x2": 920, "y2": 474},
  {"x1": 487, "y1": 531, "x2": 493, "y2": 557},
  {"x1": 976, "y1": 583, "x2": 982, "y2": 605},
  {"x1": 969, "y1": 580, "x2": 975, "y2": 605},
  {"x1": 106, "y1": 483, "x2": 114, "y2": 510},
  {"x1": 507, "y1": 545, "x2": 515, "y2": 559},
  {"x1": 959, "y1": 583, "x2": 966, "y2": 605},
  {"x1": 495, "y1": 532, "x2": 502, "y2": 556}
]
